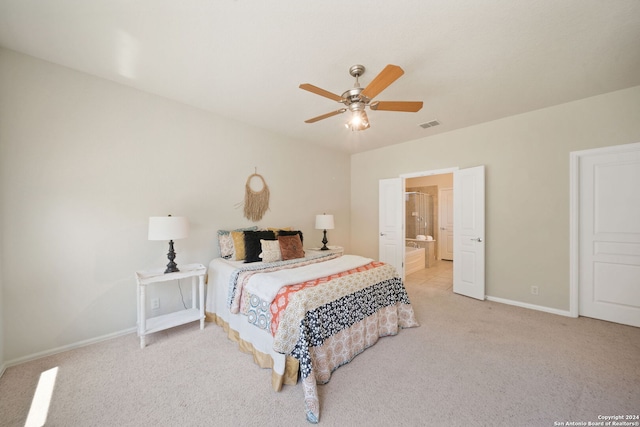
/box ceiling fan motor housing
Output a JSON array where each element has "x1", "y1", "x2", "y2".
[
  {"x1": 342, "y1": 87, "x2": 370, "y2": 107},
  {"x1": 348, "y1": 101, "x2": 365, "y2": 112}
]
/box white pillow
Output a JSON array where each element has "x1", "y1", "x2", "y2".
[{"x1": 259, "y1": 239, "x2": 282, "y2": 263}]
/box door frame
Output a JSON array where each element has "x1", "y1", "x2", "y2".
[{"x1": 569, "y1": 141, "x2": 640, "y2": 319}]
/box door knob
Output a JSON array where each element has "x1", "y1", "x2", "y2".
[
  {"x1": 380, "y1": 233, "x2": 386, "y2": 236},
  {"x1": 470, "y1": 237, "x2": 483, "y2": 242}
]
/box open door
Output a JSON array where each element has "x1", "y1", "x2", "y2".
[
  {"x1": 379, "y1": 178, "x2": 404, "y2": 277},
  {"x1": 453, "y1": 166, "x2": 485, "y2": 300}
]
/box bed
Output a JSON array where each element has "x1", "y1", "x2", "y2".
[{"x1": 205, "y1": 232, "x2": 418, "y2": 423}]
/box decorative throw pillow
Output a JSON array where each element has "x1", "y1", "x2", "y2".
[
  {"x1": 218, "y1": 233, "x2": 234, "y2": 259},
  {"x1": 244, "y1": 230, "x2": 276, "y2": 263},
  {"x1": 217, "y1": 226, "x2": 257, "y2": 259},
  {"x1": 259, "y1": 239, "x2": 282, "y2": 263},
  {"x1": 277, "y1": 229, "x2": 303, "y2": 244},
  {"x1": 278, "y1": 234, "x2": 305, "y2": 260},
  {"x1": 231, "y1": 231, "x2": 248, "y2": 261}
]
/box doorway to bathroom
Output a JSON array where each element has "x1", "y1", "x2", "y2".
[
  {"x1": 404, "y1": 172, "x2": 454, "y2": 289},
  {"x1": 405, "y1": 173, "x2": 453, "y2": 260},
  {"x1": 379, "y1": 165, "x2": 485, "y2": 300}
]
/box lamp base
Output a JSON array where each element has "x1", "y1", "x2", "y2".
[
  {"x1": 164, "y1": 265, "x2": 180, "y2": 274},
  {"x1": 320, "y1": 229, "x2": 329, "y2": 250},
  {"x1": 164, "y1": 240, "x2": 180, "y2": 274}
]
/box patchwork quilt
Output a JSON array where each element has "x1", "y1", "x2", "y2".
[{"x1": 224, "y1": 254, "x2": 418, "y2": 423}]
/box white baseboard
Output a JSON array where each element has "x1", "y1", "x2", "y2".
[
  {"x1": 0, "y1": 362, "x2": 6, "y2": 378},
  {"x1": 486, "y1": 295, "x2": 575, "y2": 318},
  {"x1": 4, "y1": 327, "x2": 136, "y2": 369}
]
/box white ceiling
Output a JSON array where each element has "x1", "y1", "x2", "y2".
[{"x1": 1, "y1": 0, "x2": 639, "y2": 153}]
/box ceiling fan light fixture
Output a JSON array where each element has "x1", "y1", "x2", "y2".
[
  {"x1": 346, "y1": 110, "x2": 369, "y2": 131},
  {"x1": 300, "y1": 64, "x2": 421, "y2": 131}
]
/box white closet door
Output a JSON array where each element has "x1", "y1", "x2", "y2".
[{"x1": 577, "y1": 143, "x2": 640, "y2": 327}]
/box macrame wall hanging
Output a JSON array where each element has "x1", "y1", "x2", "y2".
[{"x1": 238, "y1": 169, "x2": 270, "y2": 222}]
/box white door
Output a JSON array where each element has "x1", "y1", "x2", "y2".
[
  {"x1": 379, "y1": 178, "x2": 404, "y2": 277},
  {"x1": 577, "y1": 143, "x2": 640, "y2": 327},
  {"x1": 453, "y1": 166, "x2": 485, "y2": 300},
  {"x1": 438, "y1": 187, "x2": 454, "y2": 260}
]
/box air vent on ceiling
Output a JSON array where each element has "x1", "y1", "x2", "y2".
[{"x1": 419, "y1": 120, "x2": 440, "y2": 129}]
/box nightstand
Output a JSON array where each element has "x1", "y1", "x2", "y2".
[
  {"x1": 135, "y1": 263, "x2": 206, "y2": 348},
  {"x1": 306, "y1": 246, "x2": 344, "y2": 256}
]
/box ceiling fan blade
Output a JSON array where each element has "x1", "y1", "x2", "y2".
[
  {"x1": 370, "y1": 101, "x2": 423, "y2": 112},
  {"x1": 299, "y1": 84, "x2": 343, "y2": 102},
  {"x1": 360, "y1": 64, "x2": 405, "y2": 100},
  {"x1": 304, "y1": 108, "x2": 346, "y2": 123}
]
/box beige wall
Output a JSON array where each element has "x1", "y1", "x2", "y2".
[
  {"x1": 2, "y1": 45, "x2": 639, "y2": 365},
  {"x1": 0, "y1": 49, "x2": 351, "y2": 363},
  {"x1": 351, "y1": 85, "x2": 640, "y2": 311}
]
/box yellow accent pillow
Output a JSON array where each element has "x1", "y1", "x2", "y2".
[{"x1": 231, "y1": 231, "x2": 247, "y2": 261}]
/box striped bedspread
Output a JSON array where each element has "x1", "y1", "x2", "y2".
[
  {"x1": 225, "y1": 254, "x2": 419, "y2": 423},
  {"x1": 227, "y1": 252, "x2": 341, "y2": 314}
]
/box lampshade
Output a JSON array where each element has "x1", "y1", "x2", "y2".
[
  {"x1": 315, "y1": 214, "x2": 335, "y2": 230},
  {"x1": 148, "y1": 216, "x2": 189, "y2": 241}
]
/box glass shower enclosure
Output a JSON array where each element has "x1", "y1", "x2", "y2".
[{"x1": 405, "y1": 192, "x2": 434, "y2": 239}]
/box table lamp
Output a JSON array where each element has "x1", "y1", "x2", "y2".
[
  {"x1": 315, "y1": 214, "x2": 335, "y2": 250},
  {"x1": 148, "y1": 215, "x2": 189, "y2": 273}
]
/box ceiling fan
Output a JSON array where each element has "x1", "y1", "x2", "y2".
[{"x1": 299, "y1": 64, "x2": 423, "y2": 131}]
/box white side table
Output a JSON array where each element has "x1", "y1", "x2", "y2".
[
  {"x1": 135, "y1": 263, "x2": 206, "y2": 348},
  {"x1": 305, "y1": 246, "x2": 344, "y2": 256}
]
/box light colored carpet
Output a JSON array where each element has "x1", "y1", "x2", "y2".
[{"x1": 1, "y1": 261, "x2": 639, "y2": 427}]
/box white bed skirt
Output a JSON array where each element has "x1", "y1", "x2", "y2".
[{"x1": 205, "y1": 258, "x2": 296, "y2": 390}]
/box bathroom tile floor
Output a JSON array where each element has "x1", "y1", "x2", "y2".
[{"x1": 405, "y1": 259, "x2": 453, "y2": 290}]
